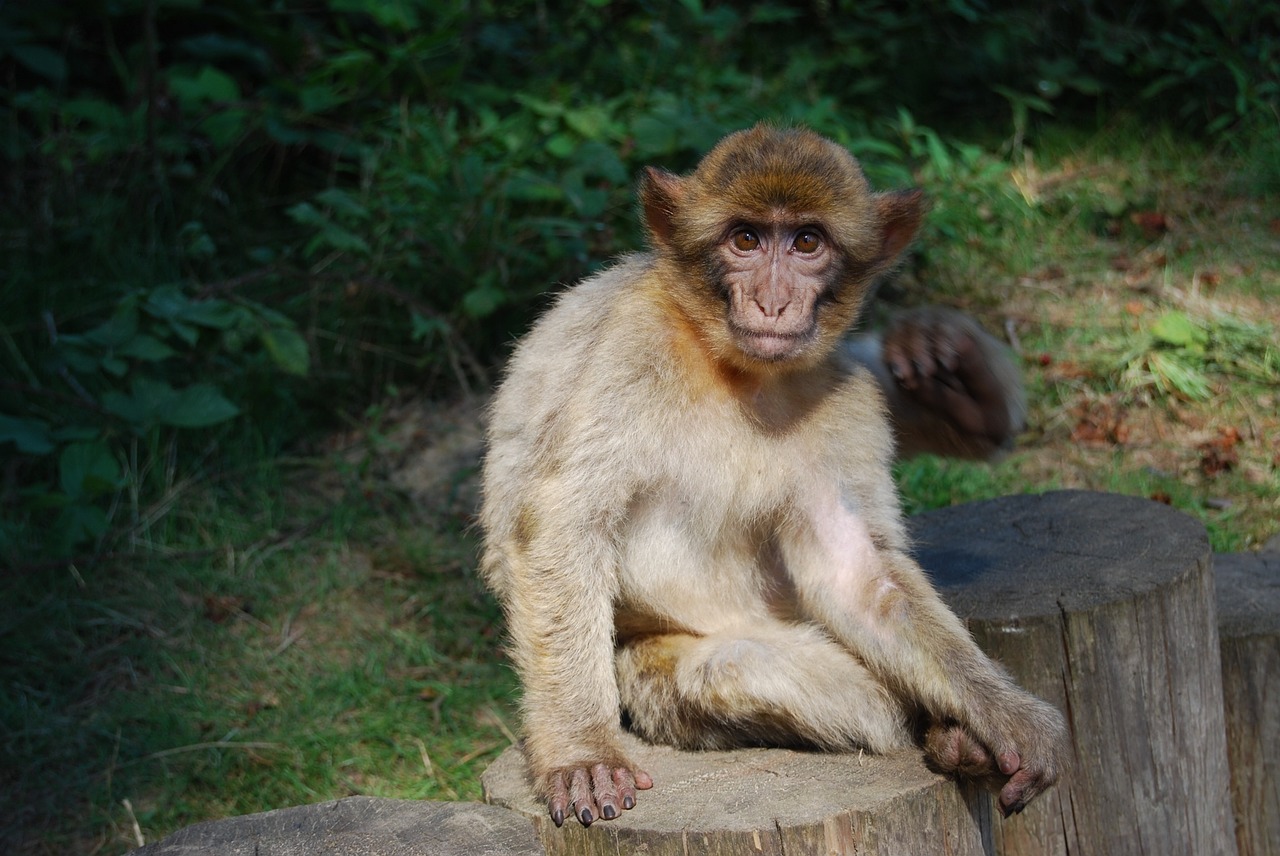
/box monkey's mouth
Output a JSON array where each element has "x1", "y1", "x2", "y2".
[{"x1": 730, "y1": 324, "x2": 817, "y2": 361}]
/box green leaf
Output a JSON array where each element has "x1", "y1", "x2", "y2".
[
  {"x1": 102, "y1": 377, "x2": 174, "y2": 426},
  {"x1": 630, "y1": 115, "x2": 679, "y2": 157},
  {"x1": 545, "y1": 133, "x2": 577, "y2": 158},
  {"x1": 145, "y1": 287, "x2": 241, "y2": 329},
  {"x1": 462, "y1": 282, "x2": 507, "y2": 319},
  {"x1": 178, "y1": 34, "x2": 272, "y2": 75},
  {"x1": 12, "y1": 45, "x2": 68, "y2": 82},
  {"x1": 564, "y1": 106, "x2": 615, "y2": 141},
  {"x1": 162, "y1": 383, "x2": 240, "y2": 428},
  {"x1": 59, "y1": 440, "x2": 122, "y2": 498},
  {"x1": 0, "y1": 415, "x2": 55, "y2": 455},
  {"x1": 53, "y1": 426, "x2": 101, "y2": 442},
  {"x1": 410, "y1": 312, "x2": 450, "y2": 343},
  {"x1": 503, "y1": 171, "x2": 563, "y2": 202},
  {"x1": 119, "y1": 334, "x2": 177, "y2": 362},
  {"x1": 1151, "y1": 311, "x2": 1208, "y2": 349},
  {"x1": 259, "y1": 326, "x2": 310, "y2": 377},
  {"x1": 168, "y1": 65, "x2": 240, "y2": 106},
  {"x1": 286, "y1": 201, "x2": 324, "y2": 227},
  {"x1": 299, "y1": 84, "x2": 346, "y2": 114},
  {"x1": 316, "y1": 187, "x2": 371, "y2": 220},
  {"x1": 103, "y1": 377, "x2": 238, "y2": 429},
  {"x1": 53, "y1": 503, "x2": 110, "y2": 549},
  {"x1": 512, "y1": 94, "x2": 565, "y2": 119},
  {"x1": 84, "y1": 305, "x2": 140, "y2": 348}
]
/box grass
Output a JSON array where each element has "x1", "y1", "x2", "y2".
[
  {"x1": 5, "y1": 119, "x2": 1278, "y2": 854},
  {"x1": 893, "y1": 120, "x2": 1280, "y2": 550},
  {"x1": 3, "y1": 461, "x2": 516, "y2": 853}
]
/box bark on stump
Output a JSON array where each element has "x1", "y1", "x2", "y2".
[
  {"x1": 1215, "y1": 551, "x2": 1280, "y2": 856},
  {"x1": 912, "y1": 490, "x2": 1238, "y2": 856},
  {"x1": 482, "y1": 733, "x2": 991, "y2": 855}
]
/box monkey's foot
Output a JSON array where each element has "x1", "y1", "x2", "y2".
[
  {"x1": 922, "y1": 720, "x2": 1062, "y2": 817},
  {"x1": 543, "y1": 762, "x2": 654, "y2": 827},
  {"x1": 923, "y1": 721, "x2": 997, "y2": 780}
]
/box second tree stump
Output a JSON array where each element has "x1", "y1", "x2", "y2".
[{"x1": 912, "y1": 490, "x2": 1237, "y2": 856}]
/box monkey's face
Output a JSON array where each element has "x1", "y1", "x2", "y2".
[
  {"x1": 641, "y1": 125, "x2": 923, "y2": 374},
  {"x1": 713, "y1": 218, "x2": 843, "y2": 363}
]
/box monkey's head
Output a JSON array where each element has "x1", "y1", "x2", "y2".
[{"x1": 640, "y1": 124, "x2": 923, "y2": 373}]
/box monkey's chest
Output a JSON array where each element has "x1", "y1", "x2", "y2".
[{"x1": 613, "y1": 445, "x2": 826, "y2": 632}]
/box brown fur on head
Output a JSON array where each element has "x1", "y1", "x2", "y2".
[{"x1": 639, "y1": 124, "x2": 924, "y2": 374}]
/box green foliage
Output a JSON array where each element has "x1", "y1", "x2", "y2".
[
  {"x1": 2, "y1": 0, "x2": 1277, "y2": 563},
  {"x1": 0, "y1": 283, "x2": 308, "y2": 560},
  {"x1": 1120, "y1": 310, "x2": 1280, "y2": 401}
]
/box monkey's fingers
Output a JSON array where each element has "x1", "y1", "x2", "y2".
[
  {"x1": 883, "y1": 329, "x2": 936, "y2": 390},
  {"x1": 946, "y1": 336, "x2": 1016, "y2": 439},
  {"x1": 612, "y1": 765, "x2": 653, "y2": 812},
  {"x1": 546, "y1": 770, "x2": 572, "y2": 827},
  {"x1": 998, "y1": 765, "x2": 1045, "y2": 817},
  {"x1": 546, "y1": 763, "x2": 653, "y2": 827},
  {"x1": 567, "y1": 767, "x2": 599, "y2": 825},
  {"x1": 588, "y1": 763, "x2": 625, "y2": 820},
  {"x1": 995, "y1": 746, "x2": 1064, "y2": 818}
]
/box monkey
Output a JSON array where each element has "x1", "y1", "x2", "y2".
[
  {"x1": 845, "y1": 306, "x2": 1027, "y2": 461},
  {"x1": 478, "y1": 124, "x2": 1068, "y2": 829}
]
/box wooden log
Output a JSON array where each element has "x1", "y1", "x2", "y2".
[
  {"x1": 912, "y1": 490, "x2": 1238, "y2": 856},
  {"x1": 130, "y1": 796, "x2": 543, "y2": 856},
  {"x1": 1215, "y1": 551, "x2": 1280, "y2": 856},
  {"x1": 482, "y1": 733, "x2": 990, "y2": 855}
]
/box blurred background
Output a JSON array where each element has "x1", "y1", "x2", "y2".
[{"x1": 2, "y1": 1, "x2": 1277, "y2": 852}]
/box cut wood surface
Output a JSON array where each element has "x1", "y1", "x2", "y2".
[
  {"x1": 1215, "y1": 550, "x2": 1280, "y2": 856},
  {"x1": 482, "y1": 733, "x2": 990, "y2": 856}
]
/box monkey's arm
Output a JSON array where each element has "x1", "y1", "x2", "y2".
[
  {"x1": 491, "y1": 476, "x2": 653, "y2": 828},
  {"x1": 783, "y1": 479, "x2": 1069, "y2": 816},
  {"x1": 844, "y1": 308, "x2": 1026, "y2": 461}
]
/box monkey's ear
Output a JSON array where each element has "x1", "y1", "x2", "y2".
[
  {"x1": 640, "y1": 166, "x2": 686, "y2": 250},
  {"x1": 873, "y1": 190, "x2": 926, "y2": 267}
]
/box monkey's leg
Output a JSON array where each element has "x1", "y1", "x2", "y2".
[{"x1": 616, "y1": 623, "x2": 912, "y2": 753}]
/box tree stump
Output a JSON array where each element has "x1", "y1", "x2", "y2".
[
  {"x1": 131, "y1": 796, "x2": 542, "y2": 856},
  {"x1": 912, "y1": 490, "x2": 1238, "y2": 856},
  {"x1": 1215, "y1": 551, "x2": 1280, "y2": 856},
  {"x1": 482, "y1": 733, "x2": 990, "y2": 855}
]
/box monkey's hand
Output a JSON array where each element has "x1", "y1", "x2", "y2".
[
  {"x1": 879, "y1": 307, "x2": 1026, "y2": 461},
  {"x1": 541, "y1": 760, "x2": 654, "y2": 827},
  {"x1": 923, "y1": 696, "x2": 1070, "y2": 817}
]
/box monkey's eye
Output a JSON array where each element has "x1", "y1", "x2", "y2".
[
  {"x1": 792, "y1": 231, "x2": 822, "y2": 253},
  {"x1": 732, "y1": 230, "x2": 761, "y2": 252}
]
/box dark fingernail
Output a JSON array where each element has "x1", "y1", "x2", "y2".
[
  {"x1": 579, "y1": 808, "x2": 593, "y2": 825},
  {"x1": 552, "y1": 809, "x2": 565, "y2": 827},
  {"x1": 622, "y1": 795, "x2": 635, "y2": 810},
  {"x1": 602, "y1": 804, "x2": 618, "y2": 820}
]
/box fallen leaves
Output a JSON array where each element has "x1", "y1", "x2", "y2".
[
  {"x1": 1198, "y1": 426, "x2": 1242, "y2": 477},
  {"x1": 1071, "y1": 400, "x2": 1130, "y2": 446}
]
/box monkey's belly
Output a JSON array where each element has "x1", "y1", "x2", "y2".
[{"x1": 615, "y1": 498, "x2": 778, "y2": 637}]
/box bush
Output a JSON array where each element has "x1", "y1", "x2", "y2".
[{"x1": 2, "y1": 0, "x2": 1276, "y2": 563}]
